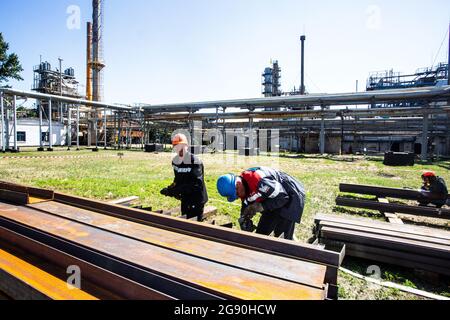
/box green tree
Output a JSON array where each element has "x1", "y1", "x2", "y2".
[{"x1": 0, "y1": 32, "x2": 23, "y2": 86}]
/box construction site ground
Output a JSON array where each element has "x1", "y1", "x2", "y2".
[{"x1": 1, "y1": 147, "x2": 449, "y2": 300}]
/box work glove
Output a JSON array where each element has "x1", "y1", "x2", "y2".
[
  {"x1": 161, "y1": 186, "x2": 182, "y2": 200},
  {"x1": 160, "y1": 188, "x2": 170, "y2": 197},
  {"x1": 238, "y1": 216, "x2": 256, "y2": 232},
  {"x1": 242, "y1": 202, "x2": 264, "y2": 219}
]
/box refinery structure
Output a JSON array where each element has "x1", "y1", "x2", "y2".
[{"x1": 0, "y1": 1, "x2": 450, "y2": 161}]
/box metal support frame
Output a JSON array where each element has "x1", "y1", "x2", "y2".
[
  {"x1": 38, "y1": 100, "x2": 43, "y2": 151},
  {"x1": 67, "y1": 106, "x2": 72, "y2": 150},
  {"x1": 320, "y1": 105, "x2": 325, "y2": 154},
  {"x1": 12, "y1": 95, "x2": 17, "y2": 152},
  {"x1": 48, "y1": 99, "x2": 53, "y2": 151},
  {"x1": 104, "y1": 107, "x2": 107, "y2": 149},
  {"x1": 94, "y1": 110, "x2": 98, "y2": 151},
  {"x1": 421, "y1": 111, "x2": 429, "y2": 161},
  {"x1": 76, "y1": 105, "x2": 80, "y2": 150}
]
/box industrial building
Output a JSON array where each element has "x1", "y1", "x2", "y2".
[{"x1": 0, "y1": 1, "x2": 449, "y2": 161}]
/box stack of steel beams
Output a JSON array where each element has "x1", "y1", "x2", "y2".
[
  {"x1": 314, "y1": 213, "x2": 450, "y2": 276},
  {"x1": 337, "y1": 183, "x2": 450, "y2": 220},
  {"x1": 0, "y1": 181, "x2": 343, "y2": 300}
]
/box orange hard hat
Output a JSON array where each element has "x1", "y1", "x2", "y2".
[
  {"x1": 422, "y1": 170, "x2": 436, "y2": 178},
  {"x1": 172, "y1": 133, "x2": 189, "y2": 146}
]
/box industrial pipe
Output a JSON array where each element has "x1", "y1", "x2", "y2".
[
  {"x1": 141, "y1": 86, "x2": 450, "y2": 112},
  {"x1": 0, "y1": 88, "x2": 131, "y2": 111}
]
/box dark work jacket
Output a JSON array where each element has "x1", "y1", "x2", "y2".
[
  {"x1": 423, "y1": 177, "x2": 449, "y2": 200},
  {"x1": 167, "y1": 152, "x2": 208, "y2": 205},
  {"x1": 240, "y1": 167, "x2": 306, "y2": 223}
]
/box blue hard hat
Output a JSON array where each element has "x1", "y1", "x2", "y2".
[{"x1": 217, "y1": 174, "x2": 238, "y2": 202}]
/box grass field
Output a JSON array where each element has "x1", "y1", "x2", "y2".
[{"x1": 1, "y1": 147, "x2": 449, "y2": 299}]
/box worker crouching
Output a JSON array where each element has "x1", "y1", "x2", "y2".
[
  {"x1": 418, "y1": 171, "x2": 449, "y2": 208},
  {"x1": 217, "y1": 167, "x2": 306, "y2": 240},
  {"x1": 160, "y1": 133, "x2": 208, "y2": 221}
]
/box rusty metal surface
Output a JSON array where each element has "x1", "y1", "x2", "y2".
[
  {"x1": 0, "y1": 248, "x2": 97, "y2": 300},
  {"x1": 54, "y1": 192, "x2": 342, "y2": 268},
  {"x1": 0, "y1": 226, "x2": 173, "y2": 300},
  {"x1": 315, "y1": 213, "x2": 450, "y2": 241},
  {"x1": 29, "y1": 201, "x2": 326, "y2": 289},
  {"x1": 0, "y1": 201, "x2": 325, "y2": 300}
]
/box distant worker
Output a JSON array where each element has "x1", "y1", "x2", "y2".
[
  {"x1": 418, "y1": 171, "x2": 448, "y2": 208},
  {"x1": 217, "y1": 167, "x2": 306, "y2": 240},
  {"x1": 160, "y1": 133, "x2": 208, "y2": 221}
]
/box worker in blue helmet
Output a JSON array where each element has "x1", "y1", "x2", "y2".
[{"x1": 217, "y1": 167, "x2": 305, "y2": 240}]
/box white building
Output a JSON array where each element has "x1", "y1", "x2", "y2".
[{"x1": 1, "y1": 119, "x2": 67, "y2": 149}]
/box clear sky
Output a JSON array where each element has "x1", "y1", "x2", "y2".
[{"x1": 1, "y1": 0, "x2": 449, "y2": 105}]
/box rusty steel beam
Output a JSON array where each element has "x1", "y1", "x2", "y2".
[
  {"x1": 316, "y1": 221, "x2": 449, "y2": 247},
  {"x1": 0, "y1": 226, "x2": 172, "y2": 300},
  {"x1": 0, "y1": 248, "x2": 97, "y2": 300},
  {"x1": 0, "y1": 190, "x2": 29, "y2": 205},
  {"x1": 29, "y1": 201, "x2": 327, "y2": 291},
  {"x1": 320, "y1": 227, "x2": 450, "y2": 260},
  {"x1": 0, "y1": 202, "x2": 326, "y2": 300},
  {"x1": 53, "y1": 192, "x2": 342, "y2": 268},
  {"x1": 314, "y1": 213, "x2": 450, "y2": 241},
  {"x1": 340, "y1": 183, "x2": 450, "y2": 201},
  {"x1": 0, "y1": 216, "x2": 223, "y2": 300},
  {"x1": 336, "y1": 197, "x2": 450, "y2": 219}
]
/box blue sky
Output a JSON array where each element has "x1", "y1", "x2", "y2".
[{"x1": 0, "y1": 0, "x2": 449, "y2": 105}]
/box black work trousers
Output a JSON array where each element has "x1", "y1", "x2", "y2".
[
  {"x1": 181, "y1": 201, "x2": 205, "y2": 221},
  {"x1": 256, "y1": 212, "x2": 296, "y2": 240}
]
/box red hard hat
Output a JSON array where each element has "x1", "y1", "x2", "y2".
[
  {"x1": 422, "y1": 170, "x2": 436, "y2": 178},
  {"x1": 172, "y1": 133, "x2": 189, "y2": 146}
]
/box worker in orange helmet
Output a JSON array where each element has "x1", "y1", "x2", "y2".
[
  {"x1": 418, "y1": 170, "x2": 448, "y2": 208},
  {"x1": 160, "y1": 133, "x2": 208, "y2": 221}
]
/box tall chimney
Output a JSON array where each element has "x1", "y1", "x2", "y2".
[
  {"x1": 300, "y1": 35, "x2": 306, "y2": 95},
  {"x1": 86, "y1": 22, "x2": 92, "y2": 101}
]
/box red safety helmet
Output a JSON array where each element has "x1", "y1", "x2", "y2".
[
  {"x1": 172, "y1": 133, "x2": 189, "y2": 146},
  {"x1": 422, "y1": 170, "x2": 436, "y2": 178}
]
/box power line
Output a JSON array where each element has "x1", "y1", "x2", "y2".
[{"x1": 431, "y1": 27, "x2": 449, "y2": 70}]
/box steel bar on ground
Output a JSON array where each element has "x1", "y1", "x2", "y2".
[
  {"x1": 315, "y1": 213, "x2": 450, "y2": 241},
  {"x1": 339, "y1": 183, "x2": 450, "y2": 201},
  {"x1": 336, "y1": 196, "x2": 450, "y2": 219},
  {"x1": 320, "y1": 227, "x2": 450, "y2": 260}
]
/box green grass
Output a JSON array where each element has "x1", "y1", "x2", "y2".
[{"x1": 1, "y1": 149, "x2": 449, "y2": 299}]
